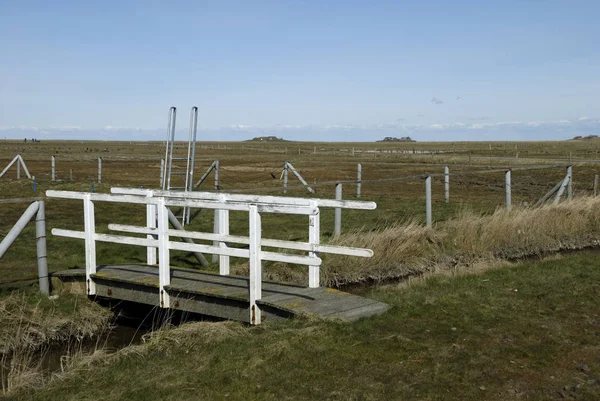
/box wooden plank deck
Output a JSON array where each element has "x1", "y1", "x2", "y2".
[{"x1": 53, "y1": 264, "x2": 390, "y2": 323}]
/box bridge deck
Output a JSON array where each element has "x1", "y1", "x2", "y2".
[{"x1": 53, "y1": 264, "x2": 390, "y2": 323}]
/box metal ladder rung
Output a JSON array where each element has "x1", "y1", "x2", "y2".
[
  {"x1": 169, "y1": 186, "x2": 187, "y2": 189},
  {"x1": 172, "y1": 157, "x2": 192, "y2": 161},
  {"x1": 171, "y1": 172, "x2": 187, "y2": 175}
]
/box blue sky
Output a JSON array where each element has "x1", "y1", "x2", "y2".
[{"x1": 1, "y1": 0, "x2": 599, "y2": 141}]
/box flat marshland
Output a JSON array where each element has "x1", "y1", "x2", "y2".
[{"x1": 1, "y1": 139, "x2": 600, "y2": 399}]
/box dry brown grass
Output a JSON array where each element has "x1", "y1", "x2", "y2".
[{"x1": 320, "y1": 196, "x2": 600, "y2": 286}]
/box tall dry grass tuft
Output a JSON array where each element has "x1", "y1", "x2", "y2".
[{"x1": 323, "y1": 196, "x2": 600, "y2": 286}]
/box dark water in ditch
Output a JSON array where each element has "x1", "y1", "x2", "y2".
[{"x1": 1, "y1": 300, "x2": 217, "y2": 392}]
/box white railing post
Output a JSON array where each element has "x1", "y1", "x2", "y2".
[
  {"x1": 156, "y1": 198, "x2": 170, "y2": 308},
  {"x1": 17, "y1": 157, "x2": 21, "y2": 180},
  {"x1": 146, "y1": 192, "x2": 157, "y2": 265},
  {"x1": 308, "y1": 201, "x2": 320, "y2": 288},
  {"x1": 82, "y1": 194, "x2": 97, "y2": 295},
  {"x1": 444, "y1": 165, "x2": 450, "y2": 203},
  {"x1": 248, "y1": 204, "x2": 262, "y2": 325},
  {"x1": 218, "y1": 206, "x2": 230, "y2": 275},
  {"x1": 356, "y1": 163, "x2": 362, "y2": 198},
  {"x1": 212, "y1": 210, "x2": 219, "y2": 263},
  {"x1": 425, "y1": 176, "x2": 432, "y2": 228},
  {"x1": 505, "y1": 169, "x2": 512, "y2": 210},
  {"x1": 51, "y1": 156, "x2": 56, "y2": 181}
]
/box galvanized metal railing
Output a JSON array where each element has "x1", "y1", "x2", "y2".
[{"x1": 47, "y1": 188, "x2": 377, "y2": 324}]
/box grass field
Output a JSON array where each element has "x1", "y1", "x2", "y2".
[
  {"x1": 2, "y1": 139, "x2": 600, "y2": 287},
  {"x1": 2, "y1": 139, "x2": 600, "y2": 398},
  {"x1": 5, "y1": 251, "x2": 600, "y2": 400}
]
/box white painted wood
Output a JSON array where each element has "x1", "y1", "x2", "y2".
[
  {"x1": 111, "y1": 187, "x2": 376, "y2": 210},
  {"x1": 156, "y1": 198, "x2": 170, "y2": 308},
  {"x1": 108, "y1": 224, "x2": 372, "y2": 258},
  {"x1": 308, "y1": 201, "x2": 320, "y2": 288},
  {"x1": 248, "y1": 205, "x2": 262, "y2": 324},
  {"x1": 146, "y1": 201, "x2": 157, "y2": 265},
  {"x1": 212, "y1": 210, "x2": 219, "y2": 264},
  {"x1": 82, "y1": 195, "x2": 97, "y2": 295},
  {"x1": 218, "y1": 208, "x2": 230, "y2": 275},
  {"x1": 286, "y1": 162, "x2": 315, "y2": 194}
]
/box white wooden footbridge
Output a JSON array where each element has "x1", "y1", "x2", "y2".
[{"x1": 48, "y1": 187, "x2": 389, "y2": 324}]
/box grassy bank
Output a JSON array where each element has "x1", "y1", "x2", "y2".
[
  {"x1": 6, "y1": 251, "x2": 600, "y2": 400},
  {"x1": 256, "y1": 196, "x2": 600, "y2": 287},
  {"x1": 0, "y1": 290, "x2": 112, "y2": 395}
]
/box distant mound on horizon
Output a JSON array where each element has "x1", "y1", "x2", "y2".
[
  {"x1": 571, "y1": 135, "x2": 600, "y2": 141},
  {"x1": 247, "y1": 136, "x2": 289, "y2": 142},
  {"x1": 376, "y1": 136, "x2": 416, "y2": 143}
]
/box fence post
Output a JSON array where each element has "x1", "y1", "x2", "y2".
[
  {"x1": 69, "y1": 169, "x2": 73, "y2": 181},
  {"x1": 35, "y1": 201, "x2": 49, "y2": 296},
  {"x1": 283, "y1": 162, "x2": 288, "y2": 194},
  {"x1": 17, "y1": 157, "x2": 20, "y2": 180},
  {"x1": 444, "y1": 165, "x2": 450, "y2": 203},
  {"x1": 334, "y1": 183, "x2": 342, "y2": 237},
  {"x1": 82, "y1": 194, "x2": 97, "y2": 295},
  {"x1": 214, "y1": 160, "x2": 220, "y2": 189},
  {"x1": 159, "y1": 159, "x2": 165, "y2": 188},
  {"x1": 146, "y1": 195, "x2": 157, "y2": 265},
  {"x1": 248, "y1": 204, "x2": 262, "y2": 325},
  {"x1": 356, "y1": 163, "x2": 362, "y2": 198},
  {"x1": 505, "y1": 169, "x2": 512, "y2": 210},
  {"x1": 212, "y1": 211, "x2": 219, "y2": 263},
  {"x1": 97, "y1": 157, "x2": 102, "y2": 183},
  {"x1": 567, "y1": 165, "x2": 573, "y2": 201},
  {"x1": 156, "y1": 198, "x2": 170, "y2": 308},
  {"x1": 313, "y1": 146, "x2": 316, "y2": 155},
  {"x1": 594, "y1": 174, "x2": 598, "y2": 196},
  {"x1": 425, "y1": 176, "x2": 432, "y2": 228},
  {"x1": 51, "y1": 156, "x2": 56, "y2": 181},
  {"x1": 308, "y1": 201, "x2": 320, "y2": 288}
]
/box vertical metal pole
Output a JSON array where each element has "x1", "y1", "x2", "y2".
[
  {"x1": 159, "y1": 159, "x2": 165, "y2": 188},
  {"x1": 83, "y1": 195, "x2": 97, "y2": 295},
  {"x1": 594, "y1": 174, "x2": 598, "y2": 196},
  {"x1": 17, "y1": 157, "x2": 20, "y2": 179},
  {"x1": 98, "y1": 157, "x2": 102, "y2": 183},
  {"x1": 567, "y1": 165, "x2": 573, "y2": 201},
  {"x1": 146, "y1": 198, "x2": 157, "y2": 265},
  {"x1": 156, "y1": 198, "x2": 170, "y2": 308},
  {"x1": 505, "y1": 170, "x2": 512, "y2": 210},
  {"x1": 214, "y1": 160, "x2": 220, "y2": 189},
  {"x1": 165, "y1": 107, "x2": 177, "y2": 190},
  {"x1": 248, "y1": 204, "x2": 262, "y2": 324},
  {"x1": 425, "y1": 176, "x2": 432, "y2": 228},
  {"x1": 308, "y1": 201, "x2": 320, "y2": 288},
  {"x1": 334, "y1": 183, "x2": 342, "y2": 237},
  {"x1": 35, "y1": 201, "x2": 49, "y2": 296},
  {"x1": 51, "y1": 156, "x2": 56, "y2": 181},
  {"x1": 444, "y1": 165, "x2": 450, "y2": 203},
  {"x1": 283, "y1": 162, "x2": 288, "y2": 193},
  {"x1": 356, "y1": 163, "x2": 362, "y2": 198}
]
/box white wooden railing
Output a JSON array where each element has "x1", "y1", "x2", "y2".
[{"x1": 46, "y1": 188, "x2": 376, "y2": 324}]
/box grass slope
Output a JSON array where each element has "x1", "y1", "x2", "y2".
[{"x1": 9, "y1": 251, "x2": 600, "y2": 401}]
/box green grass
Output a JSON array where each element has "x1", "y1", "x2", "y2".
[{"x1": 8, "y1": 251, "x2": 600, "y2": 400}]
